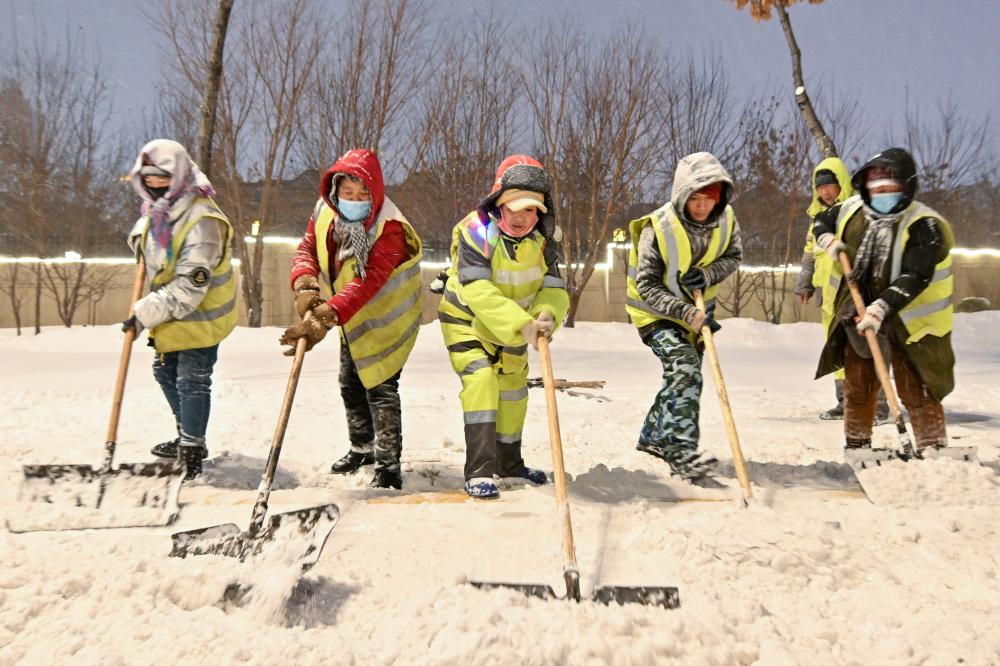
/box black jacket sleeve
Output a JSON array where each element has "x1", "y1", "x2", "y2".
[
  {"x1": 812, "y1": 204, "x2": 839, "y2": 240},
  {"x1": 879, "y1": 217, "x2": 946, "y2": 312}
]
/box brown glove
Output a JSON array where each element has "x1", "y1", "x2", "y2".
[
  {"x1": 292, "y1": 274, "x2": 324, "y2": 319},
  {"x1": 279, "y1": 304, "x2": 338, "y2": 355}
]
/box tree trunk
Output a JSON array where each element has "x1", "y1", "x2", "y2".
[
  {"x1": 775, "y1": 1, "x2": 838, "y2": 158},
  {"x1": 33, "y1": 264, "x2": 42, "y2": 335},
  {"x1": 194, "y1": 0, "x2": 235, "y2": 179}
]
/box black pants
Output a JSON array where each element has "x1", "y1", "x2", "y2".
[{"x1": 340, "y1": 343, "x2": 403, "y2": 471}]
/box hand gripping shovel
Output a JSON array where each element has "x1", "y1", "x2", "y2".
[
  {"x1": 11, "y1": 257, "x2": 185, "y2": 532},
  {"x1": 169, "y1": 313, "x2": 339, "y2": 573},
  {"x1": 836, "y1": 251, "x2": 978, "y2": 473},
  {"x1": 694, "y1": 291, "x2": 753, "y2": 505},
  {"x1": 472, "y1": 334, "x2": 679, "y2": 608}
]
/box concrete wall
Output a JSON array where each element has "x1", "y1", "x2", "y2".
[{"x1": 2, "y1": 243, "x2": 998, "y2": 330}]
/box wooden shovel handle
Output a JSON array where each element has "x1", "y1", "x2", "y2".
[{"x1": 105, "y1": 256, "x2": 146, "y2": 447}]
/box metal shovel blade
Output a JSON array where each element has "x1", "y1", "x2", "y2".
[
  {"x1": 843, "y1": 447, "x2": 902, "y2": 473},
  {"x1": 469, "y1": 581, "x2": 558, "y2": 600},
  {"x1": 169, "y1": 503, "x2": 340, "y2": 572},
  {"x1": 918, "y1": 446, "x2": 980, "y2": 465},
  {"x1": 10, "y1": 461, "x2": 184, "y2": 532},
  {"x1": 592, "y1": 585, "x2": 680, "y2": 608}
]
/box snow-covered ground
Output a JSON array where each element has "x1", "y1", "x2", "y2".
[{"x1": 2, "y1": 315, "x2": 999, "y2": 665}]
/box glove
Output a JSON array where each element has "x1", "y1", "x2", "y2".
[
  {"x1": 428, "y1": 269, "x2": 448, "y2": 295},
  {"x1": 679, "y1": 268, "x2": 709, "y2": 293},
  {"x1": 520, "y1": 320, "x2": 543, "y2": 350},
  {"x1": 121, "y1": 314, "x2": 144, "y2": 335},
  {"x1": 689, "y1": 308, "x2": 721, "y2": 334},
  {"x1": 279, "y1": 304, "x2": 338, "y2": 355},
  {"x1": 856, "y1": 299, "x2": 888, "y2": 335},
  {"x1": 816, "y1": 232, "x2": 847, "y2": 261},
  {"x1": 535, "y1": 311, "x2": 555, "y2": 338},
  {"x1": 292, "y1": 274, "x2": 324, "y2": 319}
]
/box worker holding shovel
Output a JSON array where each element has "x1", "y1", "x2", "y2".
[
  {"x1": 625, "y1": 152, "x2": 743, "y2": 483},
  {"x1": 125, "y1": 139, "x2": 237, "y2": 481},
  {"x1": 438, "y1": 155, "x2": 569, "y2": 500},
  {"x1": 281, "y1": 149, "x2": 423, "y2": 491},
  {"x1": 813, "y1": 147, "x2": 955, "y2": 456}
]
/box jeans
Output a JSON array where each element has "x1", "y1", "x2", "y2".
[{"x1": 152, "y1": 344, "x2": 220, "y2": 447}]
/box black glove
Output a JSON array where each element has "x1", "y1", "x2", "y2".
[
  {"x1": 122, "y1": 314, "x2": 143, "y2": 335},
  {"x1": 703, "y1": 316, "x2": 721, "y2": 333},
  {"x1": 680, "y1": 268, "x2": 709, "y2": 293}
]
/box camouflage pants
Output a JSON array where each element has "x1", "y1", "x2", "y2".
[
  {"x1": 639, "y1": 327, "x2": 703, "y2": 457},
  {"x1": 340, "y1": 343, "x2": 403, "y2": 472}
]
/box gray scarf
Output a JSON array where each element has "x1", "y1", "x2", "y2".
[
  {"x1": 334, "y1": 219, "x2": 372, "y2": 281},
  {"x1": 852, "y1": 207, "x2": 902, "y2": 288}
]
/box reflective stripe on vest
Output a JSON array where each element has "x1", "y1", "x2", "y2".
[
  {"x1": 313, "y1": 197, "x2": 424, "y2": 388},
  {"x1": 624, "y1": 204, "x2": 734, "y2": 332},
  {"x1": 819, "y1": 195, "x2": 865, "y2": 333},
  {"x1": 146, "y1": 198, "x2": 237, "y2": 353}
]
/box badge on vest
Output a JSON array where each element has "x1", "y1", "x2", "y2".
[{"x1": 189, "y1": 267, "x2": 210, "y2": 287}]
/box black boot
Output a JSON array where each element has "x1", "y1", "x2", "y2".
[
  {"x1": 368, "y1": 468, "x2": 402, "y2": 490},
  {"x1": 330, "y1": 449, "x2": 375, "y2": 474},
  {"x1": 152, "y1": 437, "x2": 208, "y2": 460},
  {"x1": 179, "y1": 445, "x2": 203, "y2": 481}
]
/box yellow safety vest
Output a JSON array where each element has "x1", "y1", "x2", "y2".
[
  {"x1": 439, "y1": 212, "x2": 565, "y2": 345},
  {"x1": 818, "y1": 195, "x2": 865, "y2": 334},
  {"x1": 824, "y1": 198, "x2": 954, "y2": 344},
  {"x1": 313, "y1": 198, "x2": 423, "y2": 388},
  {"x1": 145, "y1": 198, "x2": 237, "y2": 353},
  {"x1": 625, "y1": 203, "x2": 735, "y2": 334}
]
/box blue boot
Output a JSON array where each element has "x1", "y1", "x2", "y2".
[
  {"x1": 502, "y1": 466, "x2": 548, "y2": 485},
  {"x1": 465, "y1": 477, "x2": 500, "y2": 499}
]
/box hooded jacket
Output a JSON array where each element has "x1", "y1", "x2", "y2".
[
  {"x1": 628, "y1": 152, "x2": 742, "y2": 334},
  {"x1": 126, "y1": 139, "x2": 236, "y2": 351},
  {"x1": 796, "y1": 157, "x2": 855, "y2": 297},
  {"x1": 813, "y1": 148, "x2": 954, "y2": 400},
  {"x1": 289, "y1": 149, "x2": 411, "y2": 324}
]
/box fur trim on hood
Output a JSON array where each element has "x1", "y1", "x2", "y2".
[{"x1": 477, "y1": 154, "x2": 557, "y2": 238}]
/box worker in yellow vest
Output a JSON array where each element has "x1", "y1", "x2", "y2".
[
  {"x1": 123, "y1": 139, "x2": 237, "y2": 480},
  {"x1": 794, "y1": 158, "x2": 890, "y2": 423},
  {"x1": 813, "y1": 148, "x2": 955, "y2": 454},
  {"x1": 280, "y1": 149, "x2": 422, "y2": 490},
  {"x1": 625, "y1": 152, "x2": 742, "y2": 483},
  {"x1": 438, "y1": 155, "x2": 569, "y2": 499}
]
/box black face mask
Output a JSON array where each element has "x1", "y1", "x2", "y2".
[{"x1": 146, "y1": 186, "x2": 169, "y2": 200}]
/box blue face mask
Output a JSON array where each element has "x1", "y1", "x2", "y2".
[
  {"x1": 869, "y1": 192, "x2": 903, "y2": 214},
  {"x1": 338, "y1": 199, "x2": 371, "y2": 222}
]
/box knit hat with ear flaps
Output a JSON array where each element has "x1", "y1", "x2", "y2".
[{"x1": 478, "y1": 155, "x2": 556, "y2": 236}]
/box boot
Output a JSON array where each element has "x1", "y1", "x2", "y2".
[
  {"x1": 179, "y1": 445, "x2": 203, "y2": 481},
  {"x1": 152, "y1": 437, "x2": 208, "y2": 460},
  {"x1": 844, "y1": 437, "x2": 872, "y2": 450},
  {"x1": 330, "y1": 448, "x2": 375, "y2": 474},
  {"x1": 500, "y1": 466, "x2": 548, "y2": 485},
  {"x1": 368, "y1": 468, "x2": 403, "y2": 490},
  {"x1": 665, "y1": 450, "x2": 718, "y2": 482},
  {"x1": 818, "y1": 405, "x2": 844, "y2": 420},
  {"x1": 464, "y1": 477, "x2": 500, "y2": 499}
]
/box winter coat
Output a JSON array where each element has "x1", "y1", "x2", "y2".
[
  {"x1": 813, "y1": 154, "x2": 954, "y2": 400},
  {"x1": 290, "y1": 148, "x2": 423, "y2": 388},
  {"x1": 795, "y1": 157, "x2": 855, "y2": 299},
  {"x1": 626, "y1": 152, "x2": 742, "y2": 339},
  {"x1": 438, "y1": 155, "x2": 569, "y2": 347},
  {"x1": 127, "y1": 139, "x2": 236, "y2": 352}
]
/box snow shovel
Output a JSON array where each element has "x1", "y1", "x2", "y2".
[
  {"x1": 836, "y1": 251, "x2": 978, "y2": 473},
  {"x1": 471, "y1": 333, "x2": 679, "y2": 608},
  {"x1": 694, "y1": 291, "x2": 753, "y2": 505},
  {"x1": 169, "y1": 312, "x2": 339, "y2": 572},
  {"x1": 11, "y1": 257, "x2": 185, "y2": 533}
]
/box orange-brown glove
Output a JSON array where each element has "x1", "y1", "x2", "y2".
[
  {"x1": 292, "y1": 274, "x2": 325, "y2": 319},
  {"x1": 279, "y1": 304, "x2": 338, "y2": 355}
]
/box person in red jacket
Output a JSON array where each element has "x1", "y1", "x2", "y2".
[{"x1": 280, "y1": 149, "x2": 423, "y2": 490}]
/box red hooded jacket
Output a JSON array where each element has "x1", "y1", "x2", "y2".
[{"x1": 289, "y1": 149, "x2": 408, "y2": 324}]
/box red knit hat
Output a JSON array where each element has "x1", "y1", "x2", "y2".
[{"x1": 695, "y1": 182, "x2": 722, "y2": 203}]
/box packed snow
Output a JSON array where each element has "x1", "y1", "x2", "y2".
[{"x1": 2, "y1": 314, "x2": 998, "y2": 664}]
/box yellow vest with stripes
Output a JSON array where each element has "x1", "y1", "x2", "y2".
[
  {"x1": 146, "y1": 198, "x2": 237, "y2": 353},
  {"x1": 625, "y1": 204, "x2": 735, "y2": 334},
  {"x1": 439, "y1": 212, "x2": 563, "y2": 345},
  {"x1": 313, "y1": 199, "x2": 423, "y2": 389},
  {"x1": 824, "y1": 198, "x2": 954, "y2": 344},
  {"x1": 818, "y1": 195, "x2": 864, "y2": 334}
]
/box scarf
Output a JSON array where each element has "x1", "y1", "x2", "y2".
[
  {"x1": 852, "y1": 207, "x2": 903, "y2": 291},
  {"x1": 334, "y1": 219, "x2": 372, "y2": 281}
]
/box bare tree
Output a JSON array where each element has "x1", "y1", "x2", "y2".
[
  {"x1": 526, "y1": 24, "x2": 671, "y2": 324},
  {"x1": 729, "y1": 0, "x2": 837, "y2": 158},
  {"x1": 194, "y1": 0, "x2": 236, "y2": 179},
  {"x1": 0, "y1": 263, "x2": 29, "y2": 334}
]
